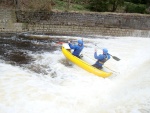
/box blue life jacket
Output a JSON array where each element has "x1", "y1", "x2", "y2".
[
  {"x1": 94, "y1": 52, "x2": 110, "y2": 67},
  {"x1": 69, "y1": 40, "x2": 84, "y2": 57}
]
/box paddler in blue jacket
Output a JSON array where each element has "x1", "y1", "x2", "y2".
[
  {"x1": 68, "y1": 39, "x2": 84, "y2": 58},
  {"x1": 92, "y1": 48, "x2": 110, "y2": 69}
]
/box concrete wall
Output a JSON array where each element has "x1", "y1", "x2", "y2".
[
  {"x1": 27, "y1": 24, "x2": 150, "y2": 37},
  {"x1": 0, "y1": 9, "x2": 150, "y2": 37},
  {"x1": 16, "y1": 11, "x2": 150, "y2": 30}
]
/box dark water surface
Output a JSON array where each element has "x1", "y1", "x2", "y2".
[
  {"x1": 0, "y1": 33, "x2": 68, "y2": 66},
  {"x1": 0, "y1": 33, "x2": 92, "y2": 75}
]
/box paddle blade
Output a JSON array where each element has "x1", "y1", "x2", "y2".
[
  {"x1": 56, "y1": 42, "x2": 64, "y2": 44},
  {"x1": 112, "y1": 56, "x2": 120, "y2": 61}
]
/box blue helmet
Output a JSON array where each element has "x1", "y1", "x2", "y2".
[
  {"x1": 78, "y1": 40, "x2": 83, "y2": 45},
  {"x1": 103, "y1": 48, "x2": 108, "y2": 54}
]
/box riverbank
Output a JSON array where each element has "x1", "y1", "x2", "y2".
[{"x1": 0, "y1": 8, "x2": 150, "y2": 37}]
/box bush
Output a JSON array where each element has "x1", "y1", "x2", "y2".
[
  {"x1": 88, "y1": 0, "x2": 109, "y2": 12},
  {"x1": 20, "y1": 0, "x2": 53, "y2": 12},
  {"x1": 146, "y1": 7, "x2": 150, "y2": 14},
  {"x1": 125, "y1": 2, "x2": 147, "y2": 13}
]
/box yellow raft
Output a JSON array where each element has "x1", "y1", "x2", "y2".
[{"x1": 62, "y1": 43, "x2": 112, "y2": 78}]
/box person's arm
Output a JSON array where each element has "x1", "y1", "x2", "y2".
[
  {"x1": 94, "y1": 49, "x2": 103, "y2": 60},
  {"x1": 68, "y1": 42, "x2": 77, "y2": 49},
  {"x1": 82, "y1": 38, "x2": 84, "y2": 45},
  {"x1": 107, "y1": 54, "x2": 111, "y2": 60},
  {"x1": 94, "y1": 49, "x2": 99, "y2": 59}
]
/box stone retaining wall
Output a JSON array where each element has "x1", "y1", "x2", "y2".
[
  {"x1": 27, "y1": 24, "x2": 150, "y2": 37},
  {"x1": 16, "y1": 11, "x2": 150, "y2": 30},
  {"x1": 0, "y1": 9, "x2": 150, "y2": 37}
]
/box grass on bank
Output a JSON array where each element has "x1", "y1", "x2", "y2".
[
  {"x1": 0, "y1": 0, "x2": 149, "y2": 14},
  {"x1": 47, "y1": 0, "x2": 149, "y2": 14},
  {"x1": 52, "y1": 0, "x2": 90, "y2": 12}
]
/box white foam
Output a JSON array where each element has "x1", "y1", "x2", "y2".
[{"x1": 0, "y1": 36, "x2": 150, "y2": 113}]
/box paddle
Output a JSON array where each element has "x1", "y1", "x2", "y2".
[
  {"x1": 83, "y1": 52, "x2": 118, "y2": 73},
  {"x1": 55, "y1": 41, "x2": 120, "y2": 61},
  {"x1": 95, "y1": 44, "x2": 120, "y2": 61}
]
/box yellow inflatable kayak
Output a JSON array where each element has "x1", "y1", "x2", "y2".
[{"x1": 62, "y1": 43, "x2": 112, "y2": 78}]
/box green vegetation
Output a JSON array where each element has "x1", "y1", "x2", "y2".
[
  {"x1": 0, "y1": 0, "x2": 149, "y2": 14},
  {"x1": 53, "y1": 0, "x2": 149, "y2": 14},
  {"x1": 125, "y1": 2, "x2": 147, "y2": 13},
  {"x1": 52, "y1": 0, "x2": 89, "y2": 11}
]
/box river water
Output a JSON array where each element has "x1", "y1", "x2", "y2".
[{"x1": 0, "y1": 34, "x2": 150, "y2": 113}]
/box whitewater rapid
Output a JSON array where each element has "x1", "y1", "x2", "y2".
[{"x1": 0, "y1": 35, "x2": 150, "y2": 113}]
